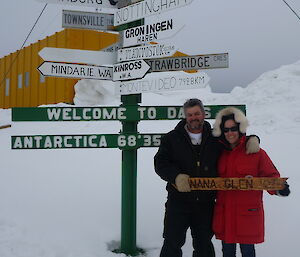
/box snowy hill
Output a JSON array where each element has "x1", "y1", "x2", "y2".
[{"x1": 0, "y1": 61, "x2": 299, "y2": 257}]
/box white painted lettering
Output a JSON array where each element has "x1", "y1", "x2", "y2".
[
  {"x1": 47, "y1": 108, "x2": 61, "y2": 120},
  {"x1": 99, "y1": 136, "x2": 108, "y2": 147},
  {"x1": 89, "y1": 135, "x2": 97, "y2": 147},
  {"x1": 13, "y1": 137, "x2": 22, "y2": 149},
  {"x1": 53, "y1": 136, "x2": 63, "y2": 148},
  {"x1": 34, "y1": 136, "x2": 42, "y2": 148},
  {"x1": 62, "y1": 108, "x2": 72, "y2": 120},
  {"x1": 64, "y1": 136, "x2": 73, "y2": 147},
  {"x1": 24, "y1": 137, "x2": 33, "y2": 148},
  {"x1": 167, "y1": 107, "x2": 177, "y2": 119},
  {"x1": 93, "y1": 108, "x2": 101, "y2": 119},
  {"x1": 44, "y1": 137, "x2": 52, "y2": 148},
  {"x1": 72, "y1": 109, "x2": 81, "y2": 120},
  {"x1": 148, "y1": 107, "x2": 156, "y2": 119},
  {"x1": 73, "y1": 136, "x2": 82, "y2": 147},
  {"x1": 118, "y1": 107, "x2": 126, "y2": 119},
  {"x1": 83, "y1": 108, "x2": 92, "y2": 120},
  {"x1": 137, "y1": 107, "x2": 146, "y2": 119}
]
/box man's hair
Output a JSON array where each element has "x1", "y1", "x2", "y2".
[{"x1": 183, "y1": 98, "x2": 205, "y2": 113}]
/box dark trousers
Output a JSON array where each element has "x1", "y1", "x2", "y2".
[
  {"x1": 160, "y1": 199, "x2": 215, "y2": 257},
  {"x1": 222, "y1": 242, "x2": 256, "y2": 257}
]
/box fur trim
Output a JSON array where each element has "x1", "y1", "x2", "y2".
[{"x1": 212, "y1": 107, "x2": 248, "y2": 137}]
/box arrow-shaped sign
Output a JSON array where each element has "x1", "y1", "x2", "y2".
[
  {"x1": 102, "y1": 41, "x2": 122, "y2": 53},
  {"x1": 117, "y1": 43, "x2": 177, "y2": 62},
  {"x1": 115, "y1": 71, "x2": 210, "y2": 95},
  {"x1": 113, "y1": 60, "x2": 150, "y2": 81},
  {"x1": 121, "y1": 18, "x2": 184, "y2": 47},
  {"x1": 39, "y1": 47, "x2": 117, "y2": 66},
  {"x1": 38, "y1": 62, "x2": 113, "y2": 80},
  {"x1": 114, "y1": 0, "x2": 194, "y2": 26},
  {"x1": 145, "y1": 53, "x2": 229, "y2": 72},
  {"x1": 36, "y1": 0, "x2": 118, "y2": 9},
  {"x1": 62, "y1": 10, "x2": 114, "y2": 31}
]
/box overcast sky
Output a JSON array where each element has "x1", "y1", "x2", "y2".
[{"x1": 0, "y1": 0, "x2": 299, "y2": 92}]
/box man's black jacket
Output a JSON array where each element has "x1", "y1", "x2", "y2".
[{"x1": 154, "y1": 119, "x2": 223, "y2": 203}]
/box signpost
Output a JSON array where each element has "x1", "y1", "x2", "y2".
[
  {"x1": 62, "y1": 10, "x2": 114, "y2": 31},
  {"x1": 11, "y1": 133, "x2": 163, "y2": 150},
  {"x1": 115, "y1": 71, "x2": 210, "y2": 95},
  {"x1": 36, "y1": 0, "x2": 118, "y2": 9},
  {"x1": 121, "y1": 18, "x2": 183, "y2": 47},
  {"x1": 117, "y1": 43, "x2": 177, "y2": 62},
  {"x1": 38, "y1": 61, "x2": 113, "y2": 80},
  {"x1": 12, "y1": 105, "x2": 246, "y2": 122},
  {"x1": 39, "y1": 47, "x2": 117, "y2": 66},
  {"x1": 113, "y1": 60, "x2": 150, "y2": 81},
  {"x1": 114, "y1": 0, "x2": 194, "y2": 25},
  {"x1": 25, "y1": 0, "x2": 233, "y2": 256},
  {"x1": 145, "y1": 53, "x2": 229, "y2": 72}
]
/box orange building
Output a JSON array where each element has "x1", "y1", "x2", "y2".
[{"x1": 0, "y1": 29, "x2": 118, "y2": 108}]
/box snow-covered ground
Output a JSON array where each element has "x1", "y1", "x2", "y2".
[{"x1": 0, "y1": 60, "x2": 299, "y2": 257}]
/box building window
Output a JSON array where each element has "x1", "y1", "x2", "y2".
[
  {"x1": 25, "y1": 72, "x2": 30, "y2": 87},
  {"x1": 5, "y1": 78, "x2": 10, "y2": 96},
  {"x1": 18, "y1": 74, "x2": 22, "y2": 89},
  {"x1": 40, "y1": 73, "x2": 45, "y2": 83}
]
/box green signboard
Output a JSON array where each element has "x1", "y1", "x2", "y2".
[
  {"x1": 12, "y1": 105, "x2": 246, "y2": 122},
  {"x1": 11, "y1": 133, "x2": 164, "y2": 150}
]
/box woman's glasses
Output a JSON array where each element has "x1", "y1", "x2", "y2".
[{"x1": 223, "y1": 126, "x2": 239, "y2": 133}]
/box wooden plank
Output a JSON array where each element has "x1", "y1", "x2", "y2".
[{"x1": 189, "y1": 177, "x2": 287, "y2": 191}]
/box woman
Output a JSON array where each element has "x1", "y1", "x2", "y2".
[{"x1": 211, "y1": 107, "x2": 290, "y2": 257}]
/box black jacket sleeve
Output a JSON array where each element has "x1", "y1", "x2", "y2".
[{"x1": 154, "y1": 134, "x2": 182, "y2": 184}]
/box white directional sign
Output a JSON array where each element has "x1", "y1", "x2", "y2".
[
  {"x1": 115, "y1": 71, "x2": 210, "y2": 95},
  {"x1": 114, "y1": 0, "x2": 194, "y2": 26},
  {"x1": 38, "y1": 62, "x2": 113, "y2": 80},
  {"x1": 122, "y1": 18, "x2": 183, "y2": 47},
  {"x1": 62, "y1": 10, "x2": 114, "y2": 31},
  {"x1": 102, "y1": 41, "x2": 122, "y2": 52},
  {"x1": 36, "y1": 0, "x2": 118, "y2": 9},
  {"x1": 117, "y1": 43, "x2": 177, "y2": 62},
  {"x1": 113, "y1": 60, "x2": 150, "y2": 81},
  {"x1": 39, "y1": 47, "x2": 117, "y2": 66},
  {"x1": 145, "y1": 53, "x2": 229, "y2": 72}
]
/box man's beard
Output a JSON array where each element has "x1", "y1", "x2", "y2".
[{"x1": 187, "y1": 119, "x2": 204, "y2": 131}]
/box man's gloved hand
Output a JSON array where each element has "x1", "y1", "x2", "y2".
[
  {"x1": 175, "y1": 174, "x2": 191, "y2": 192},
  {"x1": 277, "y1": 182, "x2": 290, "y2": 196},
  {"x1": 246, "y1": 136, "x2": 260, "y2": 154}
]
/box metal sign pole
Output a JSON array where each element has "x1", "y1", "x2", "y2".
[{"x1": 120, "y1": 94, "x2": 141, "y2": 256}]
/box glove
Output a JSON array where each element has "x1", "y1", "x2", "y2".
[
  {"x1": 277, "y1": 182, "x2": 290, "y2": 196},
  {"x1": 175, "y1": 174, "x2": 191, "y2": 192},
  {"x1": 246, "y1": 136, "x2": 260, "y2": 154}
]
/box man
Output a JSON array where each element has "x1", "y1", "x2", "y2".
[{"x1": 154, "y1": 99, "x2": 259, "y2": 257}]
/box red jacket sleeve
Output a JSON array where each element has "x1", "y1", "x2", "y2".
[{"x1": 258, "y1": 149, "x2": 281, "y2": 194}]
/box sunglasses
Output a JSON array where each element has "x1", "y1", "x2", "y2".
[{"x1": 223, "y1": 126, "x2": 239, "y2": 133}]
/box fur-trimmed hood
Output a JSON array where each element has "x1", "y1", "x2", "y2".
[{"x1": 212, "y1": 107, "x2": 248, "y2": 137}]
